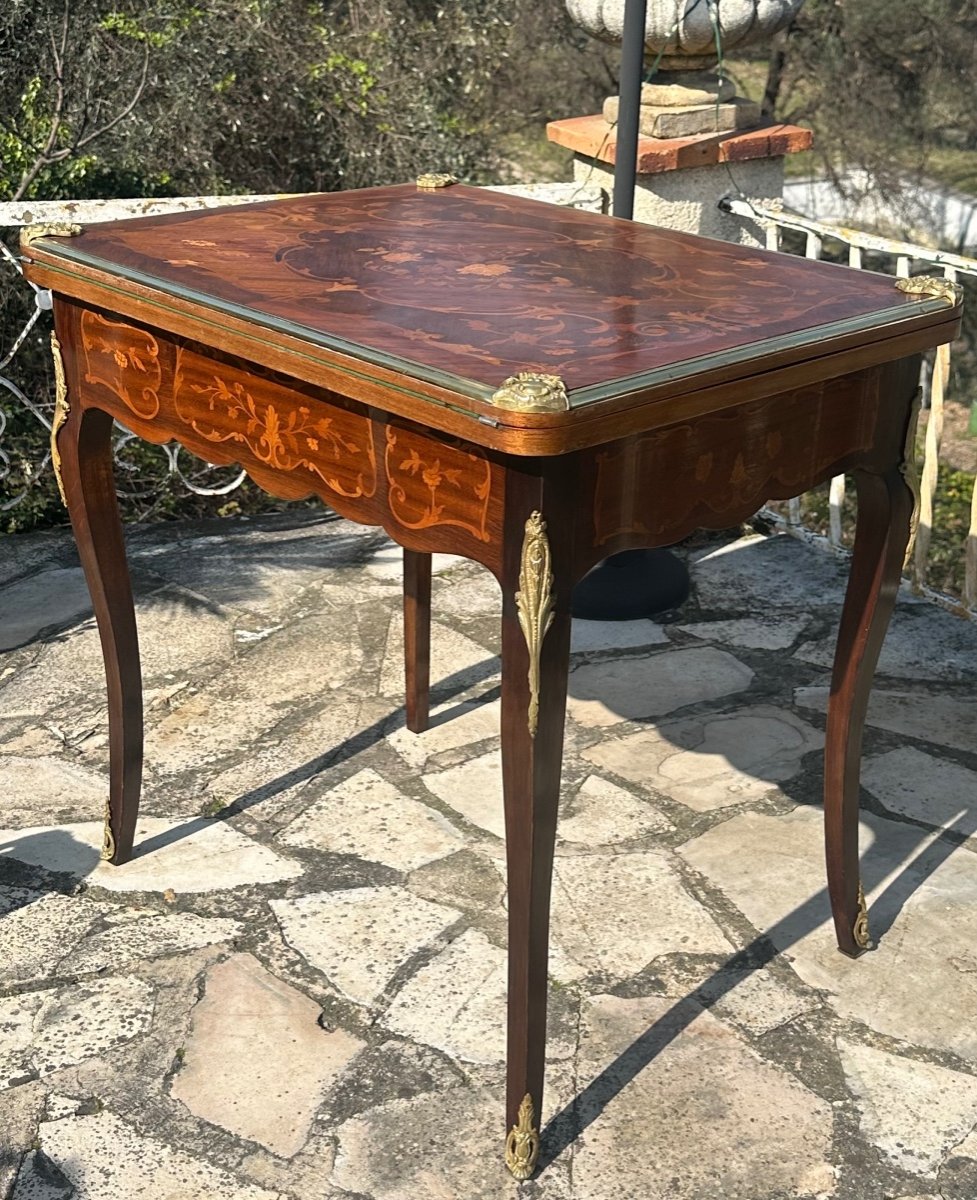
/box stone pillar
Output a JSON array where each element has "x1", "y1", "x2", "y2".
[{"x1": 546, "y1": 114, "x2": 812, "y2": 247}]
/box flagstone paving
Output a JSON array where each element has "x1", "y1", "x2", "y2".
[{"x1": 2, "y1": 509, "x2": 977, "y2": 1200}]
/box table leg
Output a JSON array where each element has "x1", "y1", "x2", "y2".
[
  {"x1": 500, "y1": 511, "x2": 571, "y2": 1180},
  {"x1": 403, "y1": 549, "x2": 431, "y2": 733},
  {"x1": 56, "y1": 400, "x2": 143, "y2": 866},
  {"x1": 824, "y1": 463, "x2": 916, "y2": 956}
]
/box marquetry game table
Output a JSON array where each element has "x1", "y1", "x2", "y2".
[{"x1": 21, "y1": 182, "x2": 961, "y2": 1180}]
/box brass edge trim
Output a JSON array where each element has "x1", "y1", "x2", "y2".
[
  {"x1": 22, "y1": 222, "x2": 83, "y2": 250},
  {"x1": 567, "y1": 299, "x2": 961, "y2": 409},
  {"x1": 895, "y1": 275, "x2": 964, "y2": 307},
  {"x1": 515, "y1": 512, "x2": 555, "y2": 737},
  {"x1": 504, "y1": 1094, "x2": 540, "y2": 1181},
  {"x1": 49, "y1": 332, "x2": 69, "y2": 506},
  {"x1": 29, "y1": 245, "x2": 497, "y2": 406},
  {"x1": 853, "y1": 882, "x2": 873, "y2": 950},
  {"x1": 901, "y1": 386, "x2": 923, "y2": 570},
  {"x1": 492, "y1": 372, "x2": 569, "y2": 413},
  {"x1": 416, "y1": 172, "x2": 458, "y2": 189}
]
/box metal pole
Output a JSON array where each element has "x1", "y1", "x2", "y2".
[{"x1": 612, "y1": 0, "x2": 648, "y2": 220}]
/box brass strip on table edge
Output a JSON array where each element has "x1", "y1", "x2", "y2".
[
  {"x1": 567, "y1": 298, "x2": 960, "y2": 408},
  {"x1": 515, "y1": 512, "x2": 555, "y2": 737},
  {"x1": 505, "y1": 1093, "x2": 540, "y2": 1180},
  {"x1": 27, "y1": 248, "x2": 498, "y2": 410},
  {"x1": 49, "y1": 332, "x2": 69, "y2": 507},
  {"x1": 853, "y1": 882, "x2": 873, "y2": 950}
]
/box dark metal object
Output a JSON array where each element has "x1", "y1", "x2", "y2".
[
  {"x1": 594, "y1": 0, "x2": 692, "y2": 616},
  {"x1": 612, "y1": 0, "x2": 648, "y2": 220}
]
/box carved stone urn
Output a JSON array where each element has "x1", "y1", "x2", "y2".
[
  {"x1": 565, "y1": 0, "x2": 805, "y2": 70},
  {"x1": 566, "y1": 0, "x2": 806, "y2": 136}
]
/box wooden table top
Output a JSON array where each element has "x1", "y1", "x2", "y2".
[{"x1": 25, "y1": 183, "x2": 960, "y2": 431}]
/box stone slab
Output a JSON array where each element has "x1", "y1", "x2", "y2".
[
  {"x1": 675, "y1": 615, "x2": 810, "y2": 651},
  {"x1": 280, "y1": 767, "x2": 463, "y2": 871},
  {"x1": 332, "y1": 1085, "x2": 573, "y2": 1199},
  {"x1": 549, "y1": 852, "x2": 732, "y2": 980},
  {"x1": 0, "y1": 568, "x2": 92, "y2": 650},
  {"x1": 584, "y1": 706, "x2": 822, "y2": 811},
  {"x1": 201, "y1": 695, "x2": 365, "y2": 819},
  {"x1": 862, "y1": 746, "x2": 977, "y2": 831},
  {"x1": 839, "y1": 1038, "x2": 977, "y2": 1174},
  {"x1": 140, "y1": 522, "x2": 369, "y2": 623},
  {"x1": 363, "y1": 542, "x2": 461, "y2": 581},
  {"x1": 430, "y1": 566, "x2": 501, "y2": 618},
  {"x1": 379, "y1": 618, "x2": 495, "y2": 698},
  {"x1": 567, "y1": 646, "x2": 754, "y2": 727},
  {"x1": 30, "y1": 974, "x2": 155, "y2": 1079},
  {"x1": 147, "y1": 612, "x2": 366, "y2": 773},
  {"x1": 604, "y1": 96, "x2": 761, "y2": 138},
  {"x1": 547, "y1": 113, "x2": 812, "y2": 174},
  {"x1": 680, "y1": 806, "x2": 977, "y2": 1062},
  {"x1": 170, "y1": 953, "x2": 364, "y2": 1158},
  {"x1": 570, "y1": 618, "x2": 668, "y2": 654},
  {"x1": 795, "y1": 685, "x2": 977, "y2": 755},
  {"x1": 570, "y1": 994, "x2": 834, "y2": 1200},
  {"x1": 271, "y1": 886, "x2": 460, "y2": 1006},
  {"x1": 423, "y1": 749, "x2": 505, "y2": 839},
  {"x1": 692, "y1": 532, "x2": 849, "y2": 611},
  {"x1": 1, "y1": 975, "x2": 154, "y2": 1087},
  {"x1": 557, "y1": 774, "x2": 673, "y2": 847},
  {"x1": 0, "y1": 818, "x2": 302, "y2": 893},
  {"x1": 0, "y1": 756, "x2": 108, "y2": 828},
  {"x1": 15, "y1": 1112, "x2": 285, "y2": 1199},
  {"x1": 0, "y1": 894, "x2": 102, "y2": 986},
  {"x1": 61, "y1": 912, "x2": 242, "y2": 975},
  {"x1": 386, "y1": 698, "x2": 500, "y2": 772},
  {"x1": 794, "y1": 604, "x2": 977, "y2": 682},
  {"x1": 0, "y1": 587, "x2": 233, "y2": 724},
  {"x1": 383, "y1": 929, "x2": 510, "y2": 1064},
  {"x1": 673, "y1": 964, "x2": 816, "y2": 1036}
]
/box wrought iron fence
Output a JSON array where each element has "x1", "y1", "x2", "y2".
[
  {"x1": 722, "y1": 194, "x2": 977, "y2": 615},
  {"x1": 0, "y1": 196, "x2": 300, "y2": 520}
]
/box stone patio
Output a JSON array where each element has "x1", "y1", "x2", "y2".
[{"x1": 1, "y1": 509, "x2": 977, "y2": 1200}]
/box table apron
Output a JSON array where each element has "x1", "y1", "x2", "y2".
[{"x1": 57, "y1": 300, "x2": 900, "y2": 587}]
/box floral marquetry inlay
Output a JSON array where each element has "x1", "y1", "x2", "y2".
[
  {"x1": 173, "y1": 350, "x2": 377, "y2": 500},
  {"x1": 592, "y1": 376, "x2": 879, "y2": 547},
  {"x1": 384, "y1": 424, "x2": 493, "y2": 542},
  {"x1": 81, "y1": 311, "x2": 162, "y2": 419}
]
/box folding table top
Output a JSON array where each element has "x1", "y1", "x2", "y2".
[{"x1": 23, "y1": 182, "x2": 960, "y2": 431}]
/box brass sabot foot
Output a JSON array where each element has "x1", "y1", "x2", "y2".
[
  {"x1": 853, "y1": 882, "x2": 873, "y2": 951},
  {"x1": 101, "y1": 802, "x2": 116, "y2": 863},
  {"x1": 505, "y1": 1093, "x2": 540, "y2": 1181}
]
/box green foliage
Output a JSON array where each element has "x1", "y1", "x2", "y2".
[
  {"x1": 1, "y1": 0, "x2": 612, "y2": 532},
  {"x1": 756, "y1": 0, "x2": 977, "y2": 204}
]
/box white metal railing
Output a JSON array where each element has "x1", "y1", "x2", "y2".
[
  {"x1": 0, "y1": 196, "x2": 293, "y2": 515},
  {"x1": 722, "y1": 194, "x2": 977, "y2": 614}
]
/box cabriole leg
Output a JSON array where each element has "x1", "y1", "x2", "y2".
[
  {"x1": 53, "y1": 334, "x2": 142, "y2": 865},
  {"x1": 500, "y1": 509, "x2": 572, "y2": 1180},
  {"x1": 824, "y1": 373, "x2": 919, "y2": 956}
]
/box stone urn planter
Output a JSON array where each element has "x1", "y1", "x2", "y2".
[
  {"x1": 566, "y1": 0, "x2": 806, "y2": 137},
  {"x1": 565, "y1": 0, "x2": 806, "y2": 71}
]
